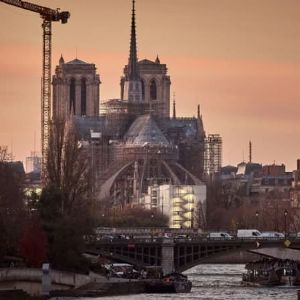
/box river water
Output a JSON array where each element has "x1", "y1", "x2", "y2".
[{"x1": 56, "y1": 264, "x2": 298, "y2": 300}]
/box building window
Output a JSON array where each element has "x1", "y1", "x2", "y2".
[
  {"x1": 141, "y1": 80, "x2": 145, "y2": 100},
  {"x1": 70, "y1": 78, "x2": 76, "y2": 114},
  {"x1": 150, "y1": 79, "x2": 157, "y2": 100},
  {"x1": 81, "y1": 78, "x2": 86, "y2": 116}
]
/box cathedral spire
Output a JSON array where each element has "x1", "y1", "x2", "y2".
[
  {"x1": 123, "y1": 0, "x2": 143, "y2": 103},
  {"x1": 128, "y1": 0, "x2": 139, "y2": 80},
  {"x1": 173, "y1": 92, "x2": 176, "y2": 118},
  {"x1": 59, "y1": 54, "x2": 64, "y2": 65},
  {"x1": 197, "y1": 104, "x2": 200, "y2": 119}
]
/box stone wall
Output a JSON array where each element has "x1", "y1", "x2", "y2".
[{"x1": 0, "y1": 268, "x2": 91, "y2": 296}]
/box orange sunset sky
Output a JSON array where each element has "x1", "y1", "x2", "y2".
[{"x1": 1, "y1": 0, "x2": 300, "y2": 171}]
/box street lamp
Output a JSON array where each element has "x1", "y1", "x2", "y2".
[
  {"x1": 284, "y1": 209, "x2": 288, "y2": 238},
  {"x1": 255, "y1": 211, "x2": 259, "y2": 229}
]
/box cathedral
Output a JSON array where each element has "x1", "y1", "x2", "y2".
[{"x1": 52, "y1": 0, "x2": 206, "y2": 228}]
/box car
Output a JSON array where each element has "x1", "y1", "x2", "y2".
[
  {"x1": 207, "y1": 232, "x2": 233, "y2": 240},
  {"x1": 101, "y1": 235, "x2": 115, "y2": 241},
  {"x1": 174, "y1": 234, "x2": 192, "y2": 241},
  {"x1": 117, "y1": 234, "x2": 130, "y2": 240}
]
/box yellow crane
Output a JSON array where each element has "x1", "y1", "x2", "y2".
[{"x1": 0, "y1": 0, "x2": 70, "y2": 179}]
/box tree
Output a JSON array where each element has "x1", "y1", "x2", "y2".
[
  {"x1": 96, "y1": 207, "x2": 169, "y2": 228},
  {"x1": 39, "y1": 120, "x2": 93, "y2": 271},
  {"x1": 49, "y1": 216, "x2": 90, "y2": 273},
  {"x1": 0, "y1": 146, "x2": 11, "y2": 162},
  {"x1": 19, "y1": 218, "x2": 48, "y2": 267},
  {"x1": 194, "y1": 200, "x2": 206, "y2": 230},
  {"x1": 0, "y1": 146, "x2": 26, "y2": 258},
  {"x1": 46, "y1": 119, "x2": 91, "y2": 214},
  {"x1": 0, "y1": 146, "x2": 24, "y2": 209}
]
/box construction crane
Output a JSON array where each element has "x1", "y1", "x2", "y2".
[{"x1": 0, "y1": 0, "x2": 70, "y2": 179}]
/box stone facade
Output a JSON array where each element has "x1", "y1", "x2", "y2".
[
  {"x1": 52, "y1": 57, "x2": 100, "y2": 119},
  {"x1": 121, "y1": 58, "x2": 171, "y2": 118}
]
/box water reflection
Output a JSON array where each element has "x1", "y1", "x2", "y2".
[{"x1": 55, "y1": 264, "x2": 298, "y2": 300}]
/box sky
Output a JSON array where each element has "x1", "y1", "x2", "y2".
[{"x1": 0, "y1": 0, "x2": 300, "y2": 171}]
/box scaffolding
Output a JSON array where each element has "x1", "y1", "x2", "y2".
[
  {"x1": 100, "y1": 99, "x2": 128, "y2": 115},
  {"x1": 204, "y1": 134, "x2": 222, "y2": 175}
]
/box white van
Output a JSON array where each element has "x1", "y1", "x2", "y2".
[
  {"x1": 259, "y1": 231, "x2": 284, "y2": 239},
  {"x1": 207, "y1": 232, "x2": 233, "y2": 240},
  {"x1": 237, "y1": 229, "x2": 261, "y2": 239}
]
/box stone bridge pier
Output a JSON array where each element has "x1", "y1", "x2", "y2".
[{"x1": 161, "y1": 238, "x2": 175, "y2": 275}]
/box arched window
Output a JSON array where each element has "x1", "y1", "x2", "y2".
[
  {"x1": 141, "y1": 80, "x2": 145, "y2": 100},
  {"x1": 81, "y1": 78, "x2": 86, "y2": 116},
  {"x1": 150, "y1": 79, "x2": 157, "y2": 100},
  {"x1": 69, "y1": 78, "x2": 76, "y2": 114}
]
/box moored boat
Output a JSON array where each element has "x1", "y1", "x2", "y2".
[
  {"x1": 145, "y1": 272, "x2": 192, "y2": 293},
  {"x1": 242, "y1": 247, "x2": 300, "y2": 286}
]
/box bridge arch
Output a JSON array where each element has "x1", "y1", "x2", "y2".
[{"x1": 86, "y1": 238, "x2": 296, "y2": 274}]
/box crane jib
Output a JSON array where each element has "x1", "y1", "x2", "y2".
[{"x1": 1, "y1": 0, "x2": 70, "y2": 23}]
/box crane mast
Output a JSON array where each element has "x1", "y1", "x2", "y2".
[{"x1": 0, "y1": 0, "x2": 70, "y2": 181}]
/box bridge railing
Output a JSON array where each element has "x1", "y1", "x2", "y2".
[{"x1": 86, "y1": 235, "x2": 297, "y2": 248}]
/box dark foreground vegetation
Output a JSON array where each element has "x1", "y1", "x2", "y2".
[{"x1": 0, "y1": 120, "x2": 169, "y2": 273}]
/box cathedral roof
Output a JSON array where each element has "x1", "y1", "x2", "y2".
[
  {"x1": 138, "y1": 59, "x2": 157, "y2": 65},
  {"x1": 156, "y1": 118, "x2": 205, "y2": 140},
  {"x1": 66, "y1": 58, "x2": 89, "y2": 65},
  {"x1": 125, "y1": 114, "x2": 171, "y2": 147}
]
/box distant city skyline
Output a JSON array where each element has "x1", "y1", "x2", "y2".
[{"x1": 1, "y1": 0, "x2": 300, "y2": 170}]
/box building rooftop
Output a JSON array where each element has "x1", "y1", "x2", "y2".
[
  {"x1": 157, "y1": 117, "x2": 204, "y2": 140},
  {"x1": 125, "y1": 114, "x2": 171, "y2": 147},
  {"x1": 66, "y1": 58, "x2": 89, "y2": 65},
  {"x1": 139, "y1": 59, "x2": 157, "y2": 65}
]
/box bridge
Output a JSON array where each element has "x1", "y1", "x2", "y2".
[{"x1": 86, "y1": 238, "x2": 300, "y2": 274}]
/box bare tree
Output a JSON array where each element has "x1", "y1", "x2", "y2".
[
  {"x1": 46, "y1": 119, "x2": 65, "y2": 188},
  {"x1": 46, "y1": 119, "x2": 91, "y2": 214},
  {"x1": 0, "y1": 146, "x2": 11, "y2": 162},
  {"x1": 194, "y1": 201, "x2": 206, "y2": 230},
  {"x1": 40, "y1": 120, "x2": 93, "y2": 272}
]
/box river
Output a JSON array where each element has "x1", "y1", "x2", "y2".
[{"x1": 56, "y1": 264, "x2": 298, "y2": 300}]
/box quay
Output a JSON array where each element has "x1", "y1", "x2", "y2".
[
  {"x1": 0, "y1": 267, "x2": 145, "y2": 298},
  {"x1": 51, "y1": 278, "x2": 146, "y2": 298},
  {"x1": 0, "y1": 268, "x2": 163, "y2": 298}
]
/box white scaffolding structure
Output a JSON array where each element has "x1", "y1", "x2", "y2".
[{"x1": 204, "y1": 134, "x2": 222, "y2": 175}]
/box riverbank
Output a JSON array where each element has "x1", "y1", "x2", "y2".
[
  {"x1": 0, "y1": 269, "x2": 149, "y2": 298},
  {"x1": 0, "y1": 289, "x2": 48, "y2": 300},
  {"x1": 51, "y1": 278, "x2": 146, "y2": 297}
]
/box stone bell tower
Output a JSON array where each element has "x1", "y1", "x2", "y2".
[{"x1": 52, "y1": 56, "x2": 101, "y2": 120}]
